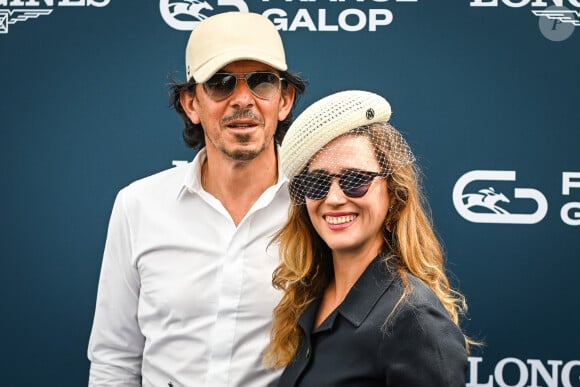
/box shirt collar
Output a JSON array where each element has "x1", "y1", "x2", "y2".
[
  {"x1": 176, "y1": 148, "x2": 206, "y2": 200},
  {"x1": 176, "y1": 146, "x2": 289, "y2": 200}
]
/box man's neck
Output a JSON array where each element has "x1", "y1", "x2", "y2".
[{"x1": 202, "y1": 146, "x2": 279, "y2": 226}]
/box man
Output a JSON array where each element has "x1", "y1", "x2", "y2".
[{"x1": 87, "y1": 12, "x2": 306, "y2": 386}]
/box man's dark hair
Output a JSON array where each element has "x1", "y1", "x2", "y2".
[{"x1": 169, "y1": 71, "x2": 306, "y2": 149}]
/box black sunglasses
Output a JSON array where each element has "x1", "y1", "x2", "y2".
[
  {"x1": 296, "y1": 170, "x2": 389, "y2": 200},
  {"x1": 202, "y1": 72, "x2": 284, "y2": 101}
]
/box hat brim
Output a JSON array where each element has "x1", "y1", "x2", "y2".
[{"x1": 280, "y1": 90, "x2": 392, "y2": 179}]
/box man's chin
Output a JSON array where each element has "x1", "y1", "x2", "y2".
[
  {"x1": 229, "y1": 151, "x2": 260, "y2": 161},
  {"x1": 222, "y1": 145, "x2": 266, "y2": 161}
]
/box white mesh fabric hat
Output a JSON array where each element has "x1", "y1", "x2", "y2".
[
  {"x1": 281, "y1": 90, "x2": 392, "y2": 179},
  {"x1": 280, "y1": 90, "x2": 415, "y2": 205},
  {"x1": 185, "y1": 12, "x2": 287, "y2": 83}
]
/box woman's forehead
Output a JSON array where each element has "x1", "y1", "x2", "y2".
[{"x1": 308, "y1": 134, "x2": 380, "y2": 171}]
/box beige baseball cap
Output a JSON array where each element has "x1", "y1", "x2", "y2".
[{"x1": 185, "y1": 12, "x2": 288, "y2": 83}]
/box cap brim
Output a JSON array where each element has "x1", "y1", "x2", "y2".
[{"x1": 193, "y1": 50, "x2": 288, "y2": 83}]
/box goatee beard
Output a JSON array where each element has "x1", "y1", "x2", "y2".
[{"x1": 221, "y1": 140, "x2": 268, "y2": 161}]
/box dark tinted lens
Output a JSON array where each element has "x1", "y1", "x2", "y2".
[
  {"x1": 339, "y1": 172, "x2": 374, "y2": 197},
  {"x1": 246, "y1": 72, "x2": 280, "y2": 99},
  {"x1": 302, "y1": 172, "x2": 332, "y2": 200},
  {"x1": 204, "y1": 73, "x2": 236, "y2": 100}
]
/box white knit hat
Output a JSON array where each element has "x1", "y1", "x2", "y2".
[
  {"x1": 280, "y1": 90, "x2": 392, "y2": 179},
  {"x1": 185, "y1": 12, "x2": 287, "y2": 83}
]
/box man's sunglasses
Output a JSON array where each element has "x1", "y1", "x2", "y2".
[
  {"x1": 202, "y1": 72, "x2": 284, "y2": 101},
  {"x1": 295, "y1": 170, "x2": 389, "y2": 201}
]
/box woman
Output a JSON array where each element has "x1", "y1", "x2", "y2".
[{"x1": 265, "y1": 90, "x2": 471, "y2": 386}]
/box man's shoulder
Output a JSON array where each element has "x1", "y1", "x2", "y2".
[{"x1": 120, "y1": 163, "x2": 191, "y2": 199}]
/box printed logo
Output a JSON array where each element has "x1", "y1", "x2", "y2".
[
  {"x1": 160, "y1": 0, "x2": 418, "y2": 32},
  {"x1": 462, "y1": 187, "x2": 511, "y2": 215},
  {"x1": 452, "y1": 170, "x2": 548, "y2": 224},
  {"x1": 454, "y1": 170, "x2": 580, "y2": 226},
  {"x1": 0, "y1": 8, "x2": 52, "y2": 34},
  {"x1": 534, "y1": 5, "x2": 579, "y2": 41},
  {"x1": 0, "y1": 0, "x2": 111, "y2": 35},
  {"x1": 469, "y1": 0, "x2": 579, "y2": 42},
  {"x1": 160, "y1": 0, "x2": 247, "y2": 30},
  {"x1": 168, "y1": 0, "x2": 214, "y2": 20}
]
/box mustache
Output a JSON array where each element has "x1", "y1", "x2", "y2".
[{"x1": 221, "y1": 109, "x2": 264, "y2": 125}]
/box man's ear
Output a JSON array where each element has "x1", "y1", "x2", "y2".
[
  {"x1": 180, "y1": 90, "x2": 201, "y2": 124},
  {"x1": 278, "y1": 86, "x2": 296, "y2": 122}
]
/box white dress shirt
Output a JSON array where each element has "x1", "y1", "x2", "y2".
[{"x1": 88, "y1": 149, "x2": 287, "y2": 387}]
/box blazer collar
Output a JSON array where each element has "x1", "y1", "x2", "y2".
[{"x1": 298, "y1": 253, "x2": 397, "y2": 333}]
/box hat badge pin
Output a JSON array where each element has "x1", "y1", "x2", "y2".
[{"x1": 366, "y1": 108, "x2": 375, "y2": 120}]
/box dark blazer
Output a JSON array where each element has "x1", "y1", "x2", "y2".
[{"x1": 278, "y1": 255, "x2": 468, "y2": 387}]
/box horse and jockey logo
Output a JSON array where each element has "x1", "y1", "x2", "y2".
[
  {"x1": 160, "y1": 0, "x2": 248, "y2": 30},
  {"x1": 168, "y1": 0, "x2": 214, "y2": 22},
  {"x1": 462, "y1": 187, "x2": 510, "y2": 215},
  {"x1": 453, "y1": 170, "x2": 548, "y2": 224}
]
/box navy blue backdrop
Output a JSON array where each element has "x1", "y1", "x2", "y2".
[{"x1": 1, "y1": 1, "x2": 579, "y2": 386}]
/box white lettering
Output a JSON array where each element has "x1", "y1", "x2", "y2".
[
  {"x1": 470, "y1": 0, "x2": 499, "y2": 6},
  {"x1": 470, "y1": 0, "x2": 580, "y2": 6},
  {"x1": 265, "y1": 8, "x2": 390, "y2": 31},
  {"x1": 466, "y1": 357, "x2": 494, "y2": 387},
  {"x1": 527, "y1": 359, "x2": 562, "y2": 387},
  {"x1": 264, "y1": 8, "x2": 289, "y2": 31},
  {"x1": 561, "y1": 202, "x2": 580, "y2": 225},
  {"x1": 467, "y1": 357, "x2": 580, "y2": 386},
  {"x1": 86, "y1": 0, "x2": 111, "y2": 6},
  {"x1": 369, "y1": 9, "x2": 393, "y2": 31},
  {"x1": 58, "y1": 0, "x2": 84, "y2": 5},
  {"x1": 318, "y1": 9, "x2": 339, "y2": 31},
  {"x1": 5, "y1": 0, "x2": 27, "y2": 5},
  {"x1": 495, "y1": 357, "x2": 528, "y2": 387},
  {"x1": 17, "y1": 0, "x2": 54, "y2": 6},
  {"x1": 338, "y1": 8, "x2": 366, "y2": 31},
  {"x1": 562, "y1": 172, "x2": 580, "y2": 195},
  {"x1": 326, "y1": 0, "x2": 412, "y2": 2},
  {"x1": 503, "y1": 0, "x2": 530, "y2": 6},
  {"x1": 562, "y1": 360, "x2": 580, "y2": 387},
  {"x1": 289, "y1": 8, "x2": 317, "y2": 31}
]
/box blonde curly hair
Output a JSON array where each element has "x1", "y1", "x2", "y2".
[{"x1": 264, "y1": 123, "x2": 471, "y2": 368}]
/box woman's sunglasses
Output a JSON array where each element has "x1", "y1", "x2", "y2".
[
  {"x1": 296, "y1": 170, "x2": 389, "y2": 201},
  {"x1": 202, "y1": 72, "x2": 284, "y2": 101}
]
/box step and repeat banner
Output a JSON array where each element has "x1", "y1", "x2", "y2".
[{"x1": 1, "y1": 1, "x2": 578, "y2": 385}]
